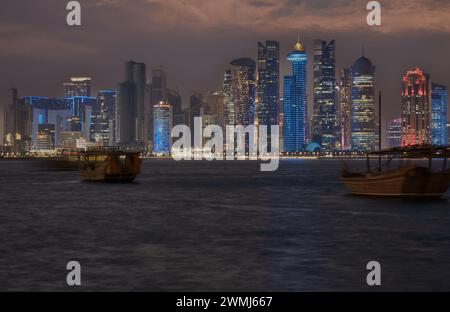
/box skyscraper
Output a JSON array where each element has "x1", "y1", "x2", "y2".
[
  {"x1": 351, "y1": 54, "x2": 376, "y2": 151},
  {"x1": 153, "y1": 102, "x2": 173, "y2": 155},
  {"x1": 223, "y1": 69, "x2": 235, "y2": 126},
  {"x1": 312, "y1": 39, "x2": 337, "y2": 150},
  {"x1": 149, "y1": 69, "x2": 168, "y2": 148},
  {"x1": 117, "y1": 61, "x2": 146, "y2": 146},
  {"x1": 168, "y1": 89, "x2": 183, "y2": 127},
  {"x1": 386, "y1": 118, "x2": 402, "y2": 148},
  {"x1": 401, "y1": 67, "x2": 431, "y2": 146},
  {"x1": 230, "y1": 58, "x2": 256, "y2": 127},
  {"x1": 67, "y1": 96, "x2": 97, "y2": 142},
  {"x1": 95, "y1": 90, "x2": 117, "y2": 146},
  {"x1": 338, "y1": 68, "x2": 352, "y2": 150},
  {"x1": 64, "y1": 77, "x2": 92, "y2": 97},
  {"x1": 4, "y1": 88, "x2": 32, "y2": 153},
  {"x1": 257, "y1": 41, "x2": 280, "y2": 144},
  {"x1": 206, "y1": 91, "x2": 225, "y2": 130},
  {"x1": 431, "y1": 83, "x2": 448, "y2": 146},
  {"x1": 283, "y1": 37, "x2": 308, "y2": 153}
]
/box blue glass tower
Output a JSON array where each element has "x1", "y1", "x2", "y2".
[
  {"x1": 431, "y1": 83, "x2": 448, "y2": 146},
  {"x1": 283, "y1": 37, "x2": 308, "y2": 152}
]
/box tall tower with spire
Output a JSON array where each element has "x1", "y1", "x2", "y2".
[{"x1": 283, "y1": 36, "x2": 308, "y2": 153}]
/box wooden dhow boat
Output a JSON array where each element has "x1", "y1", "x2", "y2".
[
  {"x1": 341, "y1": 145, "x2": 450, "y2": 198},
  {"x1": 79, "y1": 147, "x2": 142, "y2": 182}
]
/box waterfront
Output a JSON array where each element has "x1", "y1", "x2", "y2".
[{"x1": 0, "y1": 159, "x2": 449, "y2": 291}]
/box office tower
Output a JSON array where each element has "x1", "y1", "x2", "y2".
[
  {"x1": 206, "y1": 92, "x2": 225, "y2": 129},
  {"x1": 117, "y1": 60, "x2": 146, "y2": 146},
  {"x1": 66, "y1": 96, "x2": 97, "y2": 142},
  {"x1": 351, "y1": 54, "x2": 376, "y2": 151},
  {"x1": 386, "y1": 118, "x2": 402, "y2": 148},
  {"x1": 257, "y1": 40, "x2": 280, "y2": 144},
  {"x1": 149, "y1": 69, "x2": 168, "y2": 147},
  {"x1": 168, "y1": 89, "x2": 184, "y2": 126},
  {"x1": 338, "y1": 68, "x2": 352, "y2": 150},
  {"x1": 4, "y1": 89, "x2": 32, "y2": 153},
  {"x1": 283, "y1": 37, "x2": 308, "y2": 153},
  {"x1": 189, "y1": 93, "x2": 206, "y2": 134},
  {"x1": 230, "y1": 58, "x2": 256, "y2": 127},
  {"x1": 431, "y1": 83, "x2": 447, "y2": 146},
  {"x1": 64, "y1": 77, "x2": 92, "y2": 97},
  {"x1": 447, "y1": 123, "x2": 450, "y2": 145},
  {"x1": 153, "y1": 102, "x2": 173, "y2": 155},
  {"x1": 401, "y1": 67, "x2": 431, "y2": 146},
  {"x1": 312, "y1": 39, "x2": 337, "y2": 150},
  {"x1": 95, "y1": 90, "x2": 117, "y2": 146},
  {"x1": 23, "y1": 96, "x2": 71, "y2": 148},
  {"x1": 223, "y1": 69, "x2": 235, "y2": 126},
  {"x1": 36, "y1": 124, "x2": 55, "y2": 150}
]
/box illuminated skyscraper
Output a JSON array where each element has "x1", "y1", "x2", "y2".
[
  {"x1": 312, "y1": 39, "x2": 337, "y2": 150},
  {"x1": 386, "y1": 118, "x2": 402, "y2": 148},
  {"x1": 257, "y1": 40, "x2": 280, "y2": 148},
  {"x1": 67, "y1": 96, "x2": 97, "y2": 142},
  {"x1": 95, "y1": 90, "x2": 117, "y2": 146},
  {"x1": 64, "y1": 77, "x2": 91, "y2": 97},
  {"x1": 230, "y1": 58, "x2": 256, "y2": 127},
  {"x1": 223, "y1": 69, "x2": 235, "y2": 126},
  {"x1": 338, "y1": 68, "x2": 352, "y2": 150},
  {"x1": 401, "y1": 67, "x2": 431, "y2": 146},
  {"x1": 351, "y1": 54, "x2": 376, "y2": 151},
  {"x1": 149, "y1": 69, "x2": 168, "y2": 148},
  {"x1": 283, "y1": 37, "x2": 308, "y2": 152},
  {"x1": 117, "y1": 60, "x2": 146, "y2": 146},
  {"x1": 168, "y1": 89, "x2": 183, "y2": 127},
  {"x1": 431, "y1": 83, "x2": 447, "y2": 146},
  {"x1": 206, "y1": 91, "x2": 225, "y2": 129},
  {"x1": 153, "y1": 102, "x2": 173, "y2": 155}
]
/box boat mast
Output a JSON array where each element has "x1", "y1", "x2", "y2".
[{"x1": 378, "y1": 91, "x2": 382, "y2": 171}]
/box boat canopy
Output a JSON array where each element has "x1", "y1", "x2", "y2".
[{"x1": 370, "y1": 145, "x2": 450, "y2": 158}]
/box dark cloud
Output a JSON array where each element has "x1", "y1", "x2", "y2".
[{"x1": 0, "y1": 0, "x2": 449, "y2": 141}]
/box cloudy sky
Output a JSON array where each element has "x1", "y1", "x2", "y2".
[{"x1": 1, "y1": 0, "x2": 450, "y2": 140}]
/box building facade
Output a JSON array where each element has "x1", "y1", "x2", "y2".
[
  {"x1": 386, "y1": 118, "x2": 402, "y2": 148},
  {"x1": 153, "y1": 103, "x2": 173, "y2": 155},
  {"x1": 431, "y1": 83, "x2": 447, "y2": 146},
  {"x1": 401, "y1": 67, "x2": 431, "y2": 146},
  {"x1": 338, "y1": 68, "x2": 352, "y2": 150},
  {"x1": 351, "y1": 55, "x2": 377, "y2": 151},
  {"x1": 230, "y1": 58, "x2": 256, "y2": 127},
  {"x1": 312, "y1": 39, "x2": 337, "y2": 150},
  {"x1": 64, "y1": 77, "x2": 92, "y2": 97},
  {"x1": 283, "y1": 38, "x2": 308, "y2": 153},
  {"x1": 257, "y1": 40, "x2": 280, "y2": 147}
]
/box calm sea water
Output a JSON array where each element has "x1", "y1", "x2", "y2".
[{"x1": 0, "y1": 159, "x2": 449, "y2": 291}]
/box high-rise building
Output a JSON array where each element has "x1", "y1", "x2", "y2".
[
  {"x1": 401, "y1": 67, "x2": 431, "y2": 146},
  {"x1": 230, "y1": 58, "x2": 256, "y2": 127},
  {"x1": 149, "y1": 69, "x2": 168, "y2": 148},
  {"x1": 351, "y1": 54, "x2": 377, "y2": 151},
  {"x1": 4, "y1": 88, "x2": 32, "y2": 153},
  {"x1": 153, "y1": 102, "x2": 173, "y2": 155},
  {"x1": 189, "y1": 93, "x2": 206, "y2": 135},
  {"x1": 168, "y1": 89, "x2": 183, "y2": 127},
  {"x1": 283, "y1": 37, "x2": 308, "y2": 153},
  {"x1": 64, "y1": 77, "x2": 92, "y2": 97},
  {"x1": 117, "y1": 61, "x2": 146, "y2": 146},
  {"x1": 223, "y1": 69, "x2": 235, "y2": 126},
  {"x1": 338, "y1": 68, "x2": 352, "y2": 150},
  {"x1": 431, "y1": 83, "x2": 447, "y2": 146},
  {"x1": 206, "y1": 92, "x2": 225, "y2": 129},
  {"x1": 36, "y1": 124, "x2": 55, "y2": 150},
  {"x1": 386, "y1": 118, "x2": 402, "y2": 148},
  {"x1": 257, "y1": 40, "x2": 280, "y2": 144},
  {"x1": 312, "y1": 39, "x2": 337, "y2": 150},
  {"x1": 66, "y1": 96, "x2": 97, "y2": 142},
  {"x1": 23, "y1": 96, "x2": 71, "y2": 149},
  {"x1": 95, "y1": 90, "x2": 117, "y2": 146}
]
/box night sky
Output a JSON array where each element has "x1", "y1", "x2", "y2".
[{"x1": 1, "y1": 0, "x2": 449, "y2": 141}]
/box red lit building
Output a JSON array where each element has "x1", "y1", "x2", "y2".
[{"x1": 401, "y1": 67, "x2": 431, "y2": 146}]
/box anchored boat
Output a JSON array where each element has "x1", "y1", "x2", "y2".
[
  {"x1": 341, "y1": 145, "x2": 450, "y2": 198},
  {"x1": 79, "y1": 147, "x2": 142, "y2": 182}
]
